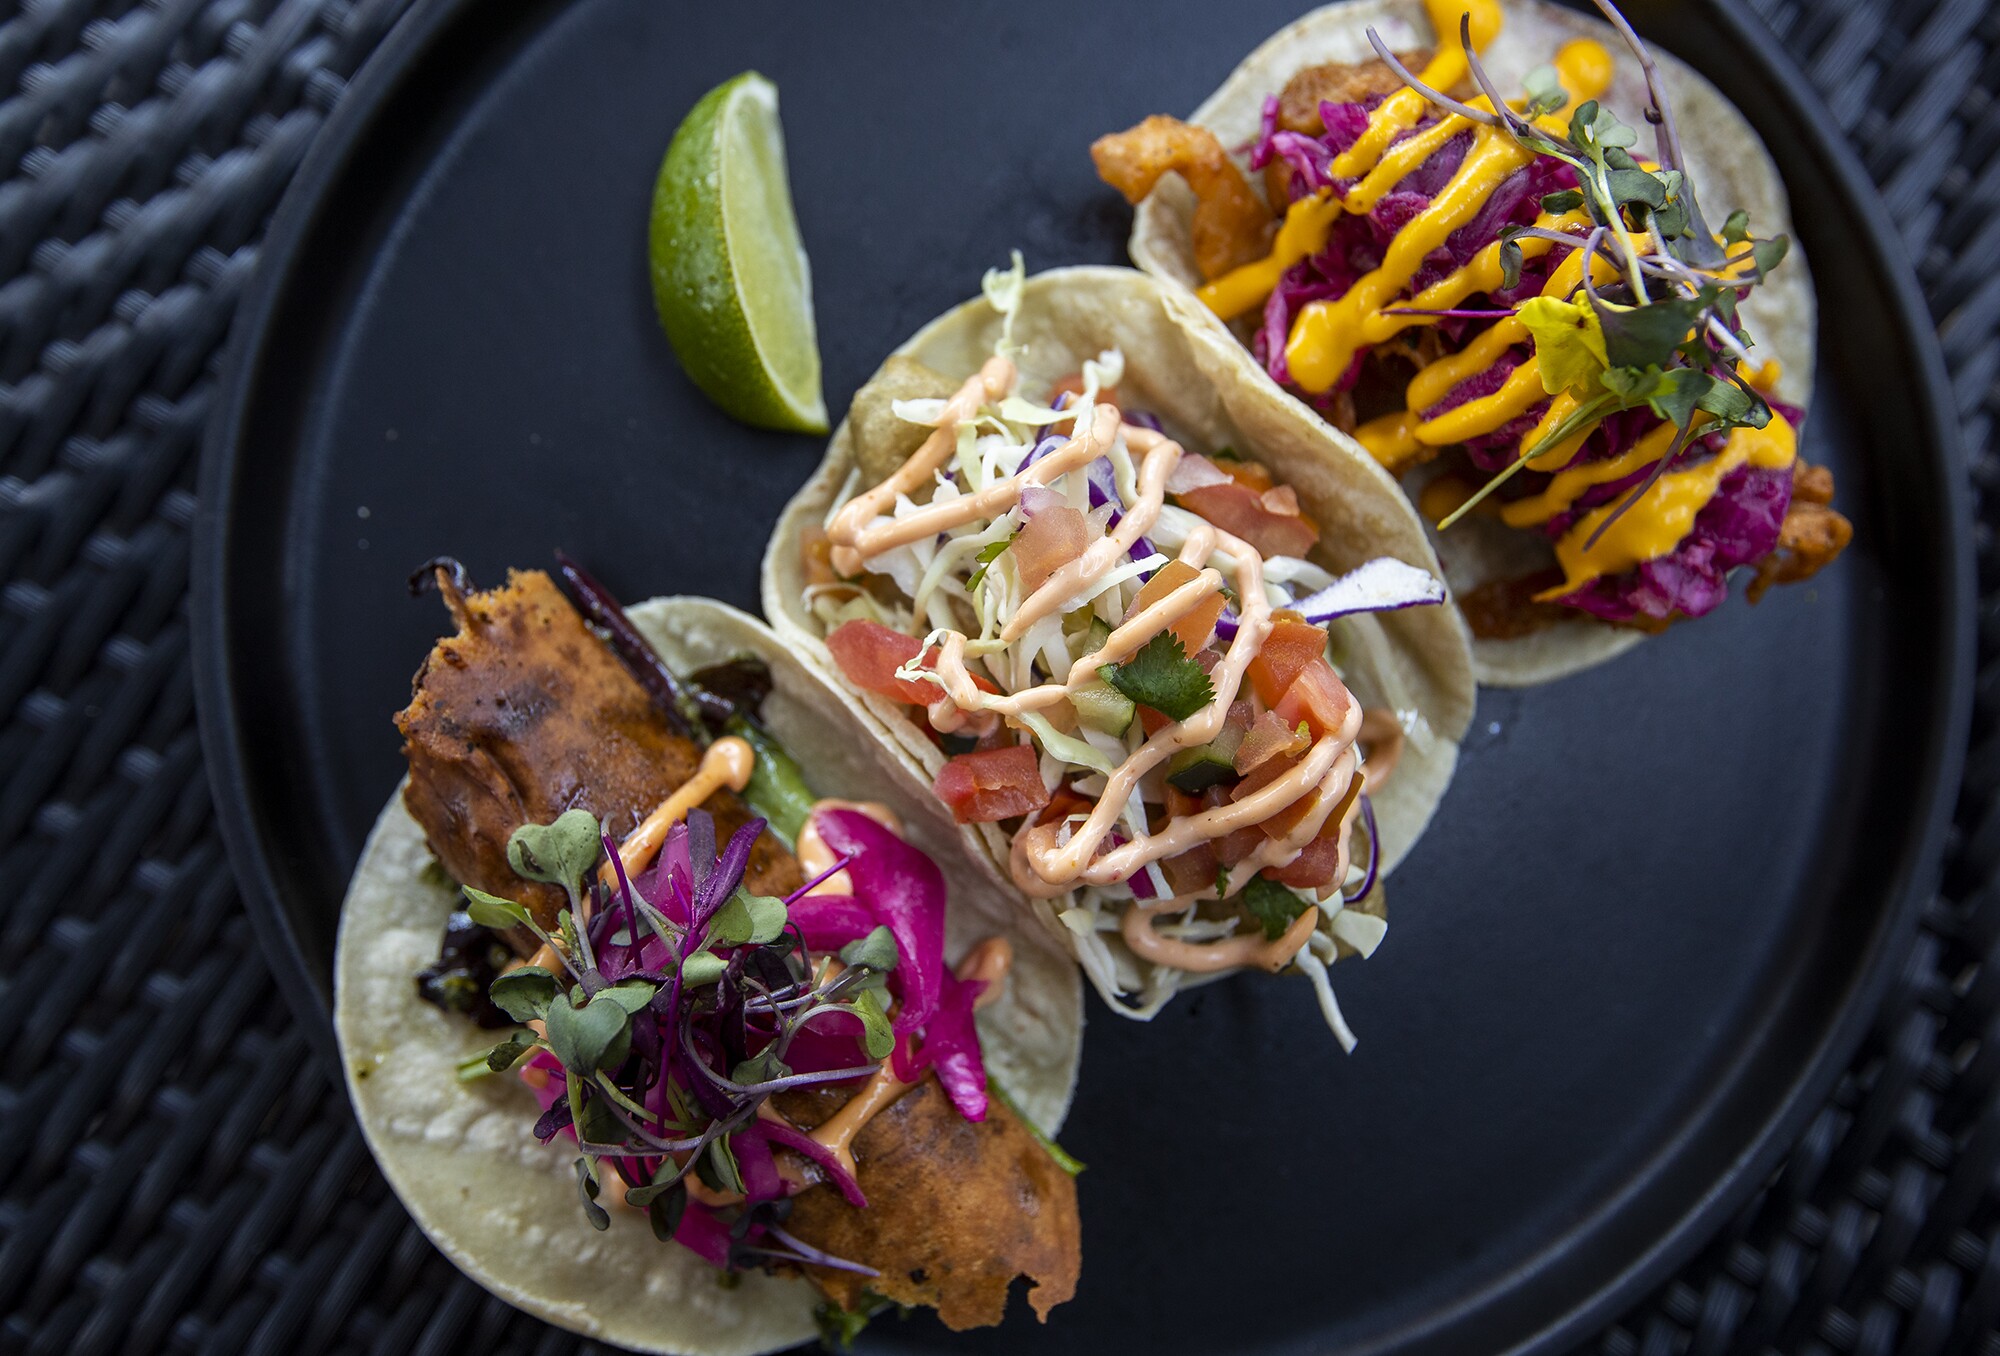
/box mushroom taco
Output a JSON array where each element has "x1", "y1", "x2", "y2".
[
  {"x1": 1094, "y1": 0, "x2": 1850, "y2": 685},
  {"x1": 763, "y1": 262, "x2": 1474, "y2": 1042},
  {"x1": 336, "y1": 564, "x2": 1083, "y2": 1353}
]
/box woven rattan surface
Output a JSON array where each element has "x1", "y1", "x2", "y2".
[{"x1": 0, "y1": 0, "x2": 1994, "y2": 1352}]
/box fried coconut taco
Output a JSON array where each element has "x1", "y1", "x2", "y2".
[
  {"x1": 763, "y1": 262, "x2": 1474, "y2": 1042},
  {"x1": 1094, "y1": 0, "x2": 1851, "y2": 685},
  {"x1": 336, "y1": 561, "x2": 1083, "y2": 1353}
]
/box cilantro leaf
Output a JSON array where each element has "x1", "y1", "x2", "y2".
[
  {"x1": 1098, "y1": 632, "x2": 1215, "y2": 722},
  {"x1": 1239, "y1": 875, "x2": 1312, "y2": 941},
  {"x1": 966, "y1": 535, "x2": 1012, "y2": 590}
]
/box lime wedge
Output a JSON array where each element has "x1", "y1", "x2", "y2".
[{"x1": 649, "y1": 72, "x2": 827, "y2": 433}]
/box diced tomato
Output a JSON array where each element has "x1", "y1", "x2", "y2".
[
  {"x1": 934, "y1": 745, "x2": 1050, "y2": 823},
  {"x1": 1231, "y1": 750, "x2": 1323, "y2": 840},
  {"x1": 1217, "y1": 826, "x2": 1265, "y2": 866},
  {"x1": 1159, "y1": 842, "x2": 1220, "y2": 897},
  {"x1": 1137, "y1": 704, "x2": 1173, "y2": 736},
  {"x1": 1129, "y1": 560, "x2": 1225, "y2": 653},
  {"x1": 1174, "y1": 479, "x2": 1320, "y2": 559},
  {"x1": 1014, "y1": 504, "x2": 1092, "y2": 593},
  {"x1": 827, "y1": 620, "x2": 931, "y2": 703},
  {"x1": 1267, "y1": 835, "x2": 1343, "y2": 888},
  {"x1": 1246, "y1": 614, "x2": 1329, "y2": 707},
  {"x1": 1235, "y1": 709, "x2": 1312, "y2": 775},
  {"x1": 1274, "y1": 658, "x2": 1355, "y2": 741},
  {"x1": 827, "y1": 620, "x2": 997, "y2": 707}
]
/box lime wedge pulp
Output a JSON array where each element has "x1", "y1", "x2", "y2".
[{"x1": 649, "y1": 72, "x2": 827, "y2": 434}]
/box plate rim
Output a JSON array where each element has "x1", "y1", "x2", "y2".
[{"x1": 188, "y1": 0, "x2": 1977, "y2": 1349}]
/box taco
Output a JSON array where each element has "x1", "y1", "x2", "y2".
[
  {"x1": 762, "y1": 262, "x2": 1474, "y2": 1041},
  {"x1": 335, "y1": 561, "x2": 1083, "y2": 1354},
  {"x1": 1094, "y1": 0, "x2": 1851, "y2": 685}
]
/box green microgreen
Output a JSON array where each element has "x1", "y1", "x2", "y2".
[
  {"x1": 1371, "y1": 0, "x2": 1790, "y2": 546},
  {"x1": 459, "y1": 808, "x2": 897, "y2": 1276}
]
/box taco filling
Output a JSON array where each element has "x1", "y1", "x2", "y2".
[
  {"x1": 1094, "y1": 0, "x2": 1850, "y2": 637},
  {"x1": 798, "y1": 264, "x2": 1448, "y2": 1040},
  {"x1": 391, "y1": 562, "x2": 1080, "y2": 1337}
]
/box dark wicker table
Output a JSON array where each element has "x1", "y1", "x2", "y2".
[{"x1": 1, "y1": 0, "x2": 1995, "y2": 1352}]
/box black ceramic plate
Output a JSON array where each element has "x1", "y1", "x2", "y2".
[{"x1": 193, "y1": 0, "x2": 1972, "y2": 1351}]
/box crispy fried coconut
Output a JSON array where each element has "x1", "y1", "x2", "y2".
[
  {"x1": 1750, "y1": 463, "x2": 1853, "y2": 603},
  {"x1": 395, "y1": 568, "x2": 799, "y2": 945},
  {"x1": 780, "y1": 1079, "x2": 1081, "y2": 1329},
  {"x1": 1276, "y1": 52, "x2": 1425, "y2": 132},
  {"x1": 1092, "y1": 116, "x2": 1274, "y2": 280},
  {"x1": 1264, "y1": 53, "x2": 1428, "y2": 207}
]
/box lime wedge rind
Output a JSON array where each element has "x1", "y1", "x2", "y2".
[{"x1": 650, "y1": 72, "x2": 828, "y2": 434}]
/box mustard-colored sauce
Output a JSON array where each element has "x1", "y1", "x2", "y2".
[{"x1": 1540, "y1": 415, "x2": 1798, "y2": 597}]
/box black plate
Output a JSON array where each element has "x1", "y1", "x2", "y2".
[{"x1": 192, "y1": 0, "x2": 1972, "y2": 1351}]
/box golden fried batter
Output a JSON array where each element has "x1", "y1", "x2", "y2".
[
  {"x1": 1276, "y1": 54, "x2": 1426, "y2": 134},
  {"x1": 781, "y1": 1078, "x2": 1081, "y2": 1329},
  {"x1": 396, "y1": 568, "x2": 799, "y2": 947},
  {"x1": 1748, "y1": 463, "x2": 1852, "y2": 603},
  {"x1": 1092, "y1": 115, "x2": 1274, "y2": 280}
]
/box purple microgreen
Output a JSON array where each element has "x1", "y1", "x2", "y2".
[
  {"x1": 784, "y1": 853, "x2": 855, "y2": 905},
  {"x1": 762, "y1": 1225, "x2": 882, "y2": 1278},
  {"x1": 1436, "y1": 391, "x2": 1616, "y2": 530},
  {"x1": 1581, "y1": 418, "x2": 1696, "y2": 550},
  {"x1": 1364, "y1": 27, "x2": 1502, "y2": 128}
]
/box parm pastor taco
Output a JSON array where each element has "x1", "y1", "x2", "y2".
[
  {"x1": 1094, "y1": 0, "x2": 1851, "y2": 685},
  {"x1": 762, "y1": 261, "x2": 1474, "y2": 1043},
  {"x1": 335, "y1": 561, "x2": 1083, "y2": 1354}
]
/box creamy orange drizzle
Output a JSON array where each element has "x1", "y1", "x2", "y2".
[
  {"x1": 1119, "y1": 759, "x2": 1367, "y2": 972},
  {"x1": 821, "y1": 364, "x2": 1368, "y2": 939},
  {"x1": 584, "y1": 787, "x2": 1016, "y2": 1208},
  {"x1": 805, "y1": 939, "x2": 1015, "y2": 1184},
  {"x1": 797, "y1": 799, "x2": 904, "y2": 895},
  {"x1": 1357, "y1": 707, "x2": 1404, "y2": 790},
  {"x1": 600, "y1": 736, "x2": 756, "y2": 887},
  {"x1": 519, "y1": 736, "x2": 758, "y2": 976}
]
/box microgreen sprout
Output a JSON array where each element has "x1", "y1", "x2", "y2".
[
  {"x1": 470, "y1": 807, "x2": 905, "y2": 1272},
  {"x1": 1368, "y1": 0, "x2": 1791, "y2": 542}
]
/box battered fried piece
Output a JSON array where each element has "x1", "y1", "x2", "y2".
[
  {"x1": 1092, "y1": 115, "x2": 1274, "y2": 280},
  {"x1": 1748, "y1": 463, "x2": 1852, "y2": 603},
  {"x1": 1262, "y1": 52, "x2": 1432, "y2": 205},
  {"x1": 1275, "y1": 54, "x2": 1425, "y2": 134},
  {"x1": 396, "y1": 568, "x2": 799, "y2": 947},
  {"x1": 780, "y1": 1078, "x2": 1081, "y2": 1329}
]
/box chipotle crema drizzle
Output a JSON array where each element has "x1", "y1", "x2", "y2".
[{"x1": 825, "y1": 359, "x2": 1368, "y2": 975}]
